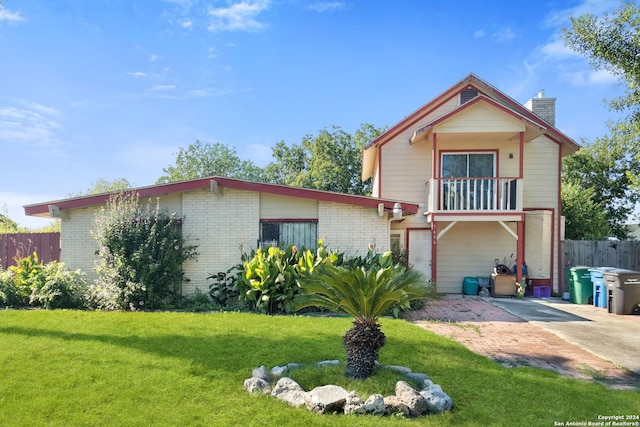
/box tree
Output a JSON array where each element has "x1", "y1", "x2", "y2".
[
  {"x1": 263, "y1": 123, "x2": 385, "y2": 195},
  {"x1": 0, "y1": 205, "x2": 19, "y2": 233},
  {"x1": 68, "y1": 178, "x2": 133, "y2": 197},
  {"x1": 561, "y1": 181, "x2": 611, "y2": 240},
  {"x1": 157, "y1": 141, "x2": 264, "y2": 184},
  {"x1": 294, "y1": 250, "x2": 431, "y2": 379},
  {"x1": 562, "y1": 2, "x2": 640, "y2": 190},
  {"x1": 562, "y1": 134, "x2": 639, "y2": 239}
]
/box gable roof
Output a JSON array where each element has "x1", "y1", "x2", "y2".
[
  {"x1": 24, "y1": 176, "x2": 420, "y2": 218},
  {"x1": 409, "y1": 93, "x2": 547, "y2": 144},
  {"x1": 362, "y1": 73, "x2": 580, "y2": 179}
]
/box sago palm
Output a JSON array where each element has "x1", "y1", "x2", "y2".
[{"x1": 294, "y1": 259, "x2": 431, "y2": 378}]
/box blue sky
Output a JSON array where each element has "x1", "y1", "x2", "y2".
[{"x1": 0, "y1": 0, "x2": 627, "y2": 228}]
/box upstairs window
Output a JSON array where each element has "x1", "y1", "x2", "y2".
[{"x1": 441, "y1": 152, "x2": 495, "y2": 178}]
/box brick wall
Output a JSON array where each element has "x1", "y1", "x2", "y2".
[
  {"x1": 524, "y1": 97, "x2": 556, "y2": 126},
  {"x1": 60, "y1": 208, "x2": 100, "y2": 283},
  {"x1": 318, "y1": 201, "x2": 390, "y2": 257},
  {"x1": 181, "y1": 188, "x2": 260, "y2": 295}
]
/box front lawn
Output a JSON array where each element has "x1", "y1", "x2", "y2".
[{"x1": 0, "y1": 310, "x2": 637, "y2": 426}]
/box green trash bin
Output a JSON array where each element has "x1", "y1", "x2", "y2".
[{"x1": 567, "y1": 266, "x2": 593, "y2": 304}]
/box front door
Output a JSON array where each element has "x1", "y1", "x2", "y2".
[{"x1": 408, "y1": 229, "x2": 432, "y2": 281}]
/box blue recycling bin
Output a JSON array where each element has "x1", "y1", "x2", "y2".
[{"x1": 589, "y1": 267, "x2": 617, "y2": 309}]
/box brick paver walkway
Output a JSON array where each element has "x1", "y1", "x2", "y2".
[{"x1": 403, "y1": 295, "x2": 639, "y2": 390}]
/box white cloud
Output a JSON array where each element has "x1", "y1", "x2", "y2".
[
  {"x1": 207, "y1": 0, "x2": 270, "y2": 33},
  {"x1": 512, "y1": 0, "x2": 624, "y2": 92},
  {"x1": 187, "y1": 89, "x2": 207, "y2": 97},
  {"x1": 474, "y1": 29, "x2": 486, "y2": 38},
  {"x1": 544, "y1": 0, "x2": 619, "y2": 28},
  {"x1": 128, "y1": 71, "x2": 148, "y2": 78},
  {"x1": 492, "y1": 27, "x2": 516, "y2": 43},
  {"x1": 151, "y1": 84, "x2": 177, "y2": 91},
  {"x1": 0, "y1": 7, "x2": 25, "y2": 24},
  {"x1": 0, "y1": 102, "x2": 64, "y2": 143},
  {"x1": 308, "y1": 2, "x2": 346, "y2": 13},
  {"x1": 560, "y1": 69, "x2": 618, "y2": 86},
  {"x1": 149, "y1": 53, "x2": 162, "y2": 61}
]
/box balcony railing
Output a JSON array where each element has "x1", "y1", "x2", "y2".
[{"x1": 426, "y1": 177, "x2": 522, "y2": 213}]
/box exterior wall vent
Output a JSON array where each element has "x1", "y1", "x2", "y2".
[{"x1": 460, "y1": 88, "x2": 478, "y2": 105}]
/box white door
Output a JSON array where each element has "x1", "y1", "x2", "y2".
[{"x1": 408, "y1": 229, "x2": 432, "y2": 281}]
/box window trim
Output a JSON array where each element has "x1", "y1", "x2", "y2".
[
  {"x1": 439, "y1": 150, "x2": 498, "y2": 178},
  {"x1": 259, "y1": 218, "x2": 318, "y2": 250}
]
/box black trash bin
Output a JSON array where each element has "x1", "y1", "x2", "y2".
[{"x1": 603, "y1": 269, "x2": 640, "y2": 315}]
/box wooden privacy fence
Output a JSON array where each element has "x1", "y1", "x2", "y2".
[
  {"x1": 0, "y1": 233, "x2": 61, "y2": 270},
  {"x1": 562, "y1": 240, "x2": 640, "y2": 271}
]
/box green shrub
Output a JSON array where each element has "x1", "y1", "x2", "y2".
[
  {"x1": 0, "y1": 269, "x2": 19, "y2": 306},
  {"x1": 9, "y1": 251, "x2": 43, "y2": 305},
  {"x1": 90, "y1": 192, "x2": 197, "y2": 310},
  {"x1": 237, "y1": 245, "x2": 301, "y2": 314},
  {"x1": 209, "y1": 241, "x2": 343, "y2": 314},
  {"x1": 212, "y1": 242, "x2": 432, "y2": 317},
  {"x1": 30, "y1": 262, "x2": 86, "y2": 309},
  {"x1": 0, "y1": 254, "x2": 86, "y2": 309},
  {"x1": 207, "y1": 264, "x2": 245, "y2": 310}
]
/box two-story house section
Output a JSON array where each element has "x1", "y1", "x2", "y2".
[{"x1": 361, "y1": 74, "x2": 580, "y2": 294}]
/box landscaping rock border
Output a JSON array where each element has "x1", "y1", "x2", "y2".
[{"x1": 243, "y1": 361, "x2": 454, "y2": 417}]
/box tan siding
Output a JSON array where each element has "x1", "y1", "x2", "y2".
[
  {"x1": 523, "y1": 138, "x2": 562, "y2": 289},
  {"x1": 436, "y1": 221, "x2": 517, "y2": 293},
  {"x1": 436, "y1": 104, "x2": 525, "y2": 133},
  {"x1": 318, "y1": 202, "x2": 389, "y2": 257},
  {"x1": 260, "y1": 193, "x2": 318, "y2": 218},
  {"x1": 525, "y1": 210, "x2": 552, "y2": 279},
  {"x1": 523, "y1": 136, "x2": 559, "y2": 208},
  {"x1": 182, "y1": 188, "x2": 260, "y2": 295},
  {"x1": 380, "y1": 136, "x2": 431, "y2": 228}
]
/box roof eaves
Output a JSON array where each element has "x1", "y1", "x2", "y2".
[{"x1": 24, "y1": 176, "x2": 420, "y2": 217}]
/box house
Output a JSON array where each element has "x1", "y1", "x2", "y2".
[
  {"x1": 24, "y1": 177, "x2": 418, "y2": 294},
  {"x1": 24, "y1": 73, "x2": 579, "y2": 296},
  {"x1": 361, "y1": 73, "x2": 580, "y2": 294}
]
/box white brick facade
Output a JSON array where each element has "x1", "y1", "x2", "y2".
[
  {"x1": 55, "y1": 185, "x2": 394, "y2": 296},
  {"x1": 318, "y1": 201, "x2": 390, "y2": 257},
  {"x1": 181, "y1": 188, "x2": 260, "y2": 295}
]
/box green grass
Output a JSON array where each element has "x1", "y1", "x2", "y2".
[{"x1": 0, "y1": 310, "x2": 638, "y2": 426}]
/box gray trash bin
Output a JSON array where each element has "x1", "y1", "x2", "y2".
[{"x1": 603, "y1": 269, "x2": 640, "y2": 315}]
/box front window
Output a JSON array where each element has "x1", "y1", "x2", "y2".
[
  {"x1": 259, "y1": 220, "x2": 318, "y2": 250},
  {"x1": 440, "y1": 152, "x2": 496, "y2": 210},
  {"x1": 441, "y1": 152, "x2": 495, "y2": 178}
]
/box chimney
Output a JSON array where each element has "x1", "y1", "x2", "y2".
[{"x1": 524, "y1": 89, "x2": 556, "y2": 127}]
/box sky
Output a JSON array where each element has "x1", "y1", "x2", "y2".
[{"x1": 0, "y1": 0, "x2": 628, "y2": 229}]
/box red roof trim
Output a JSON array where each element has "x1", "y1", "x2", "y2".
[
  {"x1": 363, "y1": 73, "x2": 579, "y2": 152},
  {"x1": 24, "y1": 176, "x2": 419, "y2": 217}
]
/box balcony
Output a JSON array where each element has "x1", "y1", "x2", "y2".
[{"x1": 425, "y1": 177, "x2": 523, "y2": 222}]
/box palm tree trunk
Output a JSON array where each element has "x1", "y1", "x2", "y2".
[{"x1": 343, "y1": 321, "x2": 386, "y2": 378}]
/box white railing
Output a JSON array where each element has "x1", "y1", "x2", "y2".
[{"x1": 426, "y1": 177, "x2": 522, "y2": 213}]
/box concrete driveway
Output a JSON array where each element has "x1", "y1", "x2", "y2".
[{"x1": 489, "y1": 297, "x2": 640, "y2": 374}]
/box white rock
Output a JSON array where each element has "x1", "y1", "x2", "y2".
[{"x1": 270, "y1": 377, "x2": 306, "y2": 408}]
